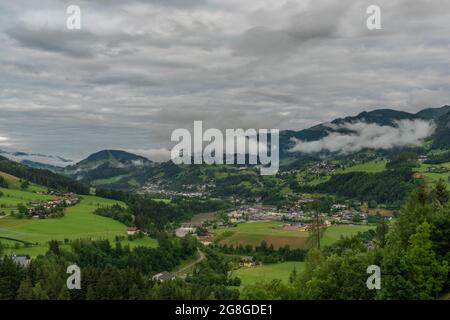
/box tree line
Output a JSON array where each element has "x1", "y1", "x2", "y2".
[
  {"x1": 0, "y1": 156, "x2": 89, "y2": 194},
  {"x1": 240, "y1": 180, "x2": 450, "y2": 300},
  {"x1": 0, "y1": 236, "x2": 242, "y2": 300}
]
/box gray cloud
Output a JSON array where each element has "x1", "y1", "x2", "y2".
[
  {"x1": 0, "y1": 0, "x2": 450, "y2": 161},
  {"x1": 6, "y1": 25, "x2": 99, "y2": 58}
]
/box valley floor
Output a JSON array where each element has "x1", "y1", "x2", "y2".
[{"x1": 211, "y1": 221, "x2": 373, "y2": 249}]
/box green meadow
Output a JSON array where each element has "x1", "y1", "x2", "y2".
[
  {"x1": 0, "y1": 173, "x2": 157, "y2": 256},
  {"x1": 91, "y1": 175, "x2": 129, "y2": 187},
  {"x1": 416, "y1": 162, "x2": 450, "y2": 187},
  {"x1": 303, "y1": 160, "x2": 387, "y2": 186},
  {"x1": 233, "y1": 261, "x2": 305, "y2": 287},
  {"x1": 0, "y1": 171, "x2": 48, "y2": 193}
]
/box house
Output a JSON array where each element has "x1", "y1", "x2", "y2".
[
  {"x1": 239, "y1": 256, "x2": 256, "y2": 268},
  {"x1": 175, "y1": 227, "x2": 196, "y2": 237},
  {"x1": 11, "y1": 255, "x2": 31, "y2": 267},
  {"x1": 152, "y1": 271, "x2": 176, "y2": 282},
  {"x1": 180, "y1": 223, "x2": 202, "y2": 229},
  {"x1": 127, "y1": 227, "x2": 139, "y2": 235}
]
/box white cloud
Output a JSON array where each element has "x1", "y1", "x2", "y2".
[
  {"x1": 0, "y1": 136, "x2": 12, "y2": 147},
  {"x1": 290, "y1": 120, "x2": 436, "y2": 154}
]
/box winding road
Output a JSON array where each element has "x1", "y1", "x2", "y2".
[{"x1": 176, "y1": 248, "x2": 205, "y2": 276}]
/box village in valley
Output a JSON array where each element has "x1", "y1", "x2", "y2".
[
  {"x1": 18, "y1": 192, "x2": 80, "y2": 218},
  {"x1": 175, "y1": 195, "x2": 394, "y2": 250}
]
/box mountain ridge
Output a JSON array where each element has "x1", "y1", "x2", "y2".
[{"x1": 11, "y1": 105, "x2": 450, "y2": 192}]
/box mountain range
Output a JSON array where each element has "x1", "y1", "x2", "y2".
[{"x1": 3, "y1": 105, "x2": 450, "y2": 192}]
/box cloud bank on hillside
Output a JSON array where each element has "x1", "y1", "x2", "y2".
[{"x1": 289, "y1": 120, "x2": 435, "y2": 154}]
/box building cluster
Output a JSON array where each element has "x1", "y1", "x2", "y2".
[
  {"x1": 225, "y1": 202, "x2": 370, "y2": 225},
  {"x1": 175, "y1": 223, "x2": 215, "y2": 245},
  {"x1": 141, "y1": 183, "x2": 206, "y2": 198},
  {"x1": 28, "y1": 193, "x2": 80, "y2": 217},
  {"x1": 330, "y1": 204, "x2": 368, "y2": 224},
  {"x1": 307, "y1": 161, "x2": 338, "y2": 175},
  {"x1": 427, "y1": 166, "x2": 450, "y2": 174},
  {"x1": 226, "y1": 203, "x2": 313, "y2": 224}
]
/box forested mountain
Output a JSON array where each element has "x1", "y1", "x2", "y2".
[
  {"x1": 416, "y1": 105, "x2": 450, "y2": 120},
  {"x1": 56, "y1": 105, "x2": 450, "y2": 192},
  {"x1": 432, "y1": 111, "x2": 450, "y2": 149},
  {"x1": 0, "y1": 155, "x2": 89, "y2": 194},
  {"x1": 64, "y1": 150, "x2": 153, "y2": 182}
]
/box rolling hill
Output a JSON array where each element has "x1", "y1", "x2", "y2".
[
  {"x1": 0, "y1": 155, "x2": 89, "y2": 194},
  {"x1": 0, "y1": 170, "x2": 157, "y2": 257},
  {"x1": 63, "y1": 150, "x2": 153, "y2": 184}
]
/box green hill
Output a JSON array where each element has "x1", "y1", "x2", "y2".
[
  {"x1": 416, "y1": 105, "x2": 450, "y2": 120},
  {"x1": 0, "y1": 172, "x2": 157, "y2": 257},
  {"x1": 0, "y1": 155, "x2": 89, "y2": 194}
]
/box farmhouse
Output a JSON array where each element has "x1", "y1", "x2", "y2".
[
  {"x1": 239, "y1": 256, "x2": 256, "y2": 268},
  {"x1": 427, "y1": 166, "x2": 450, "y2": 174},
  {"x1": 127, "y1": 227, "x2": 139, "y2": 235},
  {"x1": 152, "y1": 271, "x2": 176, "y2": 282},
  {"x1": 11, "y1": 255, "x2": 31, "y2": 267},
  {"x1": 175, "y1": 226, "x2": 196, "y2": 237}
]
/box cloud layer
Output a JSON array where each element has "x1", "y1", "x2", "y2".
[
  {"x1": 290, "y1": 120, "x2": 436, "y2": 154},
  {"x1": 1, "y1": 0, "x2": 450, "y2": 161}
]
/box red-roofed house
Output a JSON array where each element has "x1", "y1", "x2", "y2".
[{"x1": 127, "y1": 227, "x2": 139, "y2": 235}]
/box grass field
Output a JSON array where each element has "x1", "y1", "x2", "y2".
[
  {"x1": 91, "y1": 175, "x2": 129, "y2": 187},
  {"x1": 0, "y1": 172, "x2": 48, "y2": 193},
  {"x1": 212, "y1": 221, "x2": 373, "y2": 249},
  {"x1": 189, "y1": 211, "x2": 217, "y2": 224},
  {"x1": 0, "y1": 188, "x2": 53, "y2": 215},
  {"x1": 305, "y1": 160, "x2": 387, "y2": 186},
  {"x1": 340, "y1": 160, "x2": 387, "y2": 174},
  {"x1": 416, "y1": 162, "x2": 450, "y2": 187},
  {"x1": 0, "y1": 176, "x2": 158, "y2": 256},
  {"x1": 233, "y1": 261, "x2": 305, "y2": 287},
  {"x1": 0, "y1": 172, "x2": 53, "y2": 215}
]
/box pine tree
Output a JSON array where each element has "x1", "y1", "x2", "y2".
[
  {"x1": 16, "y1": 277, "x2": 34, "y2": 300},
  {"x1": 434, "y1": 179, "x2": 449, "y2": 204},
  {"x1": 85, "y1": 285, "x2": 96, "y2": 300},
  {"x1": 402, "y1": 222, "x2": 449, "y2": 299},
  {"x1": 31, "y1": 283, "x2": 49, "y2": 300},
  {"x1": 129, "y1": 284, "x2": 142, "y2": 300}
]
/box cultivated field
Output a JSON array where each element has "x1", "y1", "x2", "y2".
[{"x1": 212, "y1": 221, "x2": 373, "y2": 249}]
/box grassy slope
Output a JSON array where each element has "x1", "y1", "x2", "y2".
[
  {"x1": 303, "y1": 160, "x2": 387, "y2": 186},
  {"x1": 0, "y1": 172, "x2": 157, "y2": 256},
  {"x1": 91, "y1": 175, "x2": 129, "y2": 187},
  {"x1": 212, "y1": 221, "x2": 373, "y2": 249},
  {"x1": 0, "y1": 171, "x2": 48, "y2": 192},
  {"x1": 0, "y1": 172, "x2": 53, "y2": 215},
  {"x1": 233, "y1": 261, "x2": 305, "y2": 287},
  {"x1": 415, "y1": 162, "x2": 450, "y2": 187}
]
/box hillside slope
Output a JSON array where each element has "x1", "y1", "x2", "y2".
[{"x1": 0, "y1": 155, "x2": 89, "y2": 194}]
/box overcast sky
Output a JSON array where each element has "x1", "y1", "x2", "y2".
[{"x1": 1, "y1": 0, "x2": 450, "y2": 162}]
